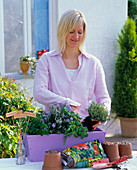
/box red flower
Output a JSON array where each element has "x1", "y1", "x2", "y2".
[
  {"x1": 88, "y1": 157, "x2": 93, "y2": 160},
  {"x1": 93, "y1": 144, "x2": 100, "y2": 155},
  {"x1": 73, "y1": 143, "x2": 89, "y2": 150},
  {"x1": 36, "y1": 49, "x2": 48, "y2": 59},
  {"x1": 88, "y1": 157, "x2": 93, "y2": 165}
]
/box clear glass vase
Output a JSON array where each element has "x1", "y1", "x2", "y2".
[{"x1": 16, "y1": 140, "x2": 26, "y2": 165}]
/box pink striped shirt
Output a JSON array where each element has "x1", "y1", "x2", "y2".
[{"x1": 33, "y1": 49, "x2": 111, "y2": 119}]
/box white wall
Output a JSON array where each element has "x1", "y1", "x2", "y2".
[{"x1": 50, "y1": 0, "x2": 127, "y2": 98}]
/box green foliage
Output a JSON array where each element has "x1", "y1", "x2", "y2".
[
  {"x1": 20, "y1": 55, "x2": 30, "y2": 61},
  {"x1": 22, "y1": 110, "x2": 49, "y2": 136},
  {"x1": 112, "y1": 18, "x2": 137, "y2": 118},
  {"x1": 24, "y1": 105, "x2": 88, "y2": 144},
  {"x1": 128, "y1": 0, "x2": 137, "y2": 32},
  {"x1": 0, "y1": 75, "x2": 38, "y2": 118},
  {"x1": 128, "y1": 0, "x2": 137, "y2": 20},
  {"x1": 86, "y1": 102, "x2": 110, "y2": 122},
  {"x1": 0, "y1": 121, "x2": 17, "y2": 158},
  {"x1": 0, "y1": 75, "x2": 39, "y2": 158}
]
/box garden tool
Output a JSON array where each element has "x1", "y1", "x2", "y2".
[{"x1": 92, "y1": 155, "x2": 128, "y2": 169}]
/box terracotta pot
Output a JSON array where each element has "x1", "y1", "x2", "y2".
[
  {"x1": 119, "y1": 117, "x2": 137, "y2": 137},
  {"x1": 103, "y1": 142, "x2": 120, "y2": 162},
  {"x1": 20, "y1": 61, "x2": 30, "y2": 75},
  {"x1": 42, "y1": 150, "x2": 63, "y2": 170},
  {"x1": 118, "y1": 142, "x2": 133, "y2": 159}
]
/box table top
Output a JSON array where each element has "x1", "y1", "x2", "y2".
[{"x1": 0, "y1": 151, "x2": 137, "y2": 170}]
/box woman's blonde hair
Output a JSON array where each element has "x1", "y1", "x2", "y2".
[{"x1": 57, "y1": 9, "x2": 87, "y2": 53}]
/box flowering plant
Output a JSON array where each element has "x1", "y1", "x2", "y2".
[
  {"x1": 23, "y1": 104, "x2": 88, "y2": 143},
  {"x1": 20, "y1": 55, "x2": 31, "y2": 62},
  {"x1": 35, "y1": 49, "x2": 48, "y2": 59}
]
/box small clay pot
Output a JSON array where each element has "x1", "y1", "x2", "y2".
[
  {"x1": 42, "y1": 150, "x2": 63, "y2": 170},
  {"x1": 118, "y1": 142, "x2": 133, "y2": 159},
  {"x1": 20, "y1": 61, "x2": 30, "y2": 75},
  {"x1": 103, "y1": 142, "x2": 120, "y2": 162}
]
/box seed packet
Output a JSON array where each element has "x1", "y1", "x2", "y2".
[{"x1": 62, "y1": 140, "x2": 106, "y2": 168}]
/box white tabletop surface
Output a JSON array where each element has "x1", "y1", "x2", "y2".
[{"x1": 0, "y1": 151, "x2": 137, "y2": 170}]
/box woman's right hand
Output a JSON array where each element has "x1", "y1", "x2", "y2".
[{"x1": 70, "y1": 105, "x2": 81, "y2": 114}]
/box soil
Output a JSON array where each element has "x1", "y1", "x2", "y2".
[{"x1": 82, "y1": 116, "x2": 98, "y2": 131}]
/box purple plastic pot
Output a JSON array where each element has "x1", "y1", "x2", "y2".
[{"x1": 23, "y1": 128, "x2": 106, "y2": 162}]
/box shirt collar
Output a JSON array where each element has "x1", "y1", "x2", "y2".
[
  {"x1": 81, "y1": 50, "x2": 92, "y2": 59},
  {"x1": 50, "y1": 49, "x2": 60, "y2": 56},
  {"x1": 50, "y1": 48, "x2": 91, "y2": 59}
]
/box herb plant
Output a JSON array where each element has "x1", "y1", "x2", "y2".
[
  {"x1": 24, "y1": 104, "x2": 88, "y2": 144},
  {"x1": 86, "y1": 102, "x2": 110, "y2": 122},
  {"x1": 22, "y1": 110, "x2": 49, "y2": 136},
  {"x1": 83, "y1": 102, "x2": 110, "y2": 131}
]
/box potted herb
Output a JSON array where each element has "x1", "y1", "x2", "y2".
[
  {"x1": 112, "y1": 18, "x2": 137, "y2": 137},
  {"x1": 83, "y1": 102, "x2": 110, "y2": 131},
  {"x1": 20, "y1": 55, "x2": 30, "y2": 75},
  {"x1": 23, "y1": 104, "x2": 89, "y2": 142}
]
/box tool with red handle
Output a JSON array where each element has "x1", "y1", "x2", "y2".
[{"x1": 92, "y1": 155, "x2": 128, "y2": 169}]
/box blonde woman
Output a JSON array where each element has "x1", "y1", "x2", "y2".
[{"x1": 33, "y1": 10, "x2": 111, "y2": 129}]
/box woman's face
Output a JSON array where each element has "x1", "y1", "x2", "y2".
[{"x1": 66, "y1": 24, "x2": 84, "y2": 49}]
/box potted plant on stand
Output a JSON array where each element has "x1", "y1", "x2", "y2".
[
  {"x1": 20, "y1": 55, "x2": 30, "y2": 75},
  {"x1": 112, "y1": 18, "x2": 137, "y2": 137}
]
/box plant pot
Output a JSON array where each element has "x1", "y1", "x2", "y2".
[
  {"x1": 118, "y1": 142, "x2": 133, "y2": 159},
  {"x1": 23, "y1": 128, "x2": 106, "y2": 162},
  {"x1": 119, "y1": 117, "x2": 137, "y2": 137},
  {"x1": 103, "y1": 142, "x2": 120, "y2": 162},
  {"x1": 20, "y1": 61, "x2": 30, "y2": 75},
  {"x1": 42, "y1": 150, "x2": 63, "y2": 170}
]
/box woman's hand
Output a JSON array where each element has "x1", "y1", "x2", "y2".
[
  {"x1": 70, "y1": 105, "x2": 81, "y2": 114},
  {"x1": 92, "y1": 119, "x2": 101, "y2": 130}
]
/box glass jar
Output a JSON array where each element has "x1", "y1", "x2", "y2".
[{"x1": 16, "y1": 140, "x2": 26, "y2": 165}]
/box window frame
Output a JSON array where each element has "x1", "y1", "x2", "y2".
[
  {"x1": 0, "y1": 0, "x2": 58, "y2": 75},
  {"x1": 0, "y1": 0, "x2": 32, "y2": 75}
]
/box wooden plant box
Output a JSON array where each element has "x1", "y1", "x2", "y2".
[{"x1": 23, "y1": 128, "x2": 106, "y2": 162}]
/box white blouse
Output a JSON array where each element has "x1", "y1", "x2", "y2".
[{"x1": 66, "y1": 54, "x2": 82, "y2": 79}]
